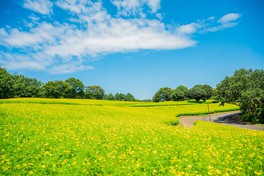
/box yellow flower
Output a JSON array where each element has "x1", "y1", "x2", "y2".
[
  {"x1": 216, "y1": 169, "x2": 222, "y2": 175},
  {"x1": 254, "y1": 171, "x2": 263, "y2": 176}
]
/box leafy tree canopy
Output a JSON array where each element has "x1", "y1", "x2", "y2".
[
  {"x1": 153, "y1": 87, "x2": 173, "y2": 102},
  {"x1": 176, "y1": 85, "x2": 188, "y2": 94},
  {"x1": 125, "y1": 93, "x2": 136, "y2": 101},
  {"x1": 187, "y1": 86, "x2": 207, "y2": 102},
  {"x1": 85, "y1": 85, "x2": 105, "y2": 100},
  {"x1": 114, "y1": 93, "x2": 126, "y2": 101},
  {"x1": 173, "y1": 85, "x2": 188, "y2": 101},
  {"x1": 0, "y1": 67, "x2": 14, "y2": 99},
  {"x1": 42, "y1": 81, "x2": 71, "y2": 98},
  {"x1": 13, "y1": 74, "x2": 42, "y2": 98},
  {"x1": 216, "y1": 68, "x2": 264, "y2": 123},
  {"x1": 104, "y1": 93, "x2": 115, "y2": 100},
  {"x1": 187, "y1": 84, "x2": 213, "y2": 101},
  {"x1": 65, "y1": 78, "x2": 84, "y2": 98}
]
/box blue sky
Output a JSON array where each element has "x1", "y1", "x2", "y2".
[{"x1": 0, "y1": 0, "x2": 264, "y2": 99}]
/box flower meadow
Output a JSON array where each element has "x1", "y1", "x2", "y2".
[{"x1": 0, "y1": 98, "x2": 263, "y2": 175}]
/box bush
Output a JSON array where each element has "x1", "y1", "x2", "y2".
[{"x1": 165, "y1": 118, "x2": 179, "y2": 126}]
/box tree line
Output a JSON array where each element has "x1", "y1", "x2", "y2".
[
  {"x1": 152, "y1": 84, "x2": 213, "y2": 102},
  {"x1": 1, "y1": 67, "x2": 263, "y2": 123},
  {"x1": 0, "y1": 67, "x2": 136, "y2": 101}
]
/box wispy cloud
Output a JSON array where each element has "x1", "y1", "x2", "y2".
[
  {"x1": 0, "y1": 0, "x2": 241, "y2": 74},
  {"x1": 177, "y1": 23, "x2": 202, "y2": 35},
  {"x1": 219, "y1": 13, "x2": 241, "y2": 23},
  {"x1": 111, "y1": 0, "x2": 160, "y2": 17},
  {"x1": 0, "y1": 23, "x2": 65, "y2": 47},
  {"x1": 201, "y1": 13, "x2": 241, "y2": 33},
  {"x1": 49, "y1": 64, "x2": 95, "y2": 75},
  {"x1": 23, "y1": 0, "x2": 53, "y2": 15}
]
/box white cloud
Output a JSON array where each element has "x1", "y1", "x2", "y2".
[
  {"x1": 44, "y1": 19, "x2": 196, "y2": 58},
  {"x1": 111, "y1": 0, "x2": 160, "y2": 17},
  {"x1": 0, "y1": 29, "x2": 8, "y2": 36},
  {"x1": 177, "y1": 23, "x2": 200, "y2": 35},
  {"x1": 200, "y1": 13, "x2": 241, "y2": 33},
  {"x1": 49, "y1": 64, "x2": 95, "y2": 75},
  {"x1": 148, "y1": 0, "x2": 160, "y2": 13},
  {"x1": 219, "y1": 13, "x2": 240, "y2": 24},
  {"x1": 23, "y1": 0, "x2": 53, "y2": 15},
  {"x1": 0, "y1": 53, "x2": 50, "y2": 71},
  {"x1": 0, "y1": 51, "x2": 94, "y2": 74},
  {"x1": 0, "y1": 1, "x2": 241, "y2": 74},
  {"x1": 56, "y1": 0, "x2": 92, "y2": 14},
  {"x1": 0, "y1": 23, "x2": 65, "y2": 47},
  {"x1": 56, "y1": 0, "x2": 111, "y2": 24}
]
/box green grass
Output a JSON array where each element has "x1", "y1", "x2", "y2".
[
  {"x1": 0, "y1": 98, "x2": 263, "y2": 175},
  {"x1": 176, "y1": 108, "x2": 240, "y2": 117}
]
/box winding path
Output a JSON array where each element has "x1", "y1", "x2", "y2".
[{"x1": 179, "y1": 111, "x2": 264, "y2": 131}]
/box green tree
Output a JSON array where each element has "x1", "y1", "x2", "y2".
[
  {"x1": 42, "y1": 81, "x2": 71, "y2": 98},
  {"x1": 187, "y1": 86, "x2": 207, "y2": 102},
  {"x1": 173, "y1": 90, "x2": 185, "y2": 101},
  {"x1": 216, "y1": 69, "x2": 264, "y2": 123},
  {"x1": 0, "y1": 67, "x2": 14, "y2": 98},
  {"x1": 125, "y1": 93, "x2": 136, "y2": 101},
  {"x1": 187, "y1": 84, "x2": 213, "y2": 101},
  {"x1": 13, "y1": 75, "x2": 42, "y2": 97},
  {"x1": 201, "y1": 84, "x2": 213, "y2": 100},
  {"x1": 176, "y1": 85, "x2": 188, "y2": 95},
  {"x1": 114, "y1": 93, "x2": 126, "y2": 101},
  {"x1": 65, "y1": 78, "x2": 84, "y2": 98},
  {"x1": 104, "y1": 93, "x2": 115, "y2": 100},
  {"x1": 173, "y1": 85, "x2": 188, "y2": 101},
  {"x1": 153, "y1": 87, "x2": 173, "y2": 102},
  {"x1": 85, "y1": 86, "x2": 105, "y2": 99}
]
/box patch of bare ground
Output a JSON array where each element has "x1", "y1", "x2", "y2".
[{"x1": 179, "y1": 111, "x2": 264, "y2": 131}]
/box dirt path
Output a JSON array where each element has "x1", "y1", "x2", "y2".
[{"x1": 179, "y1": 111, "x2": 264, "y2": 131}]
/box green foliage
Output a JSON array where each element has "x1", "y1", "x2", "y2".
[
  {"x1": 173, "y1": 90, "x2": 185, "y2": 101},
  {"x1": 114, "y1": 93, "x2": 126, "y2": 101},
  {"x1": 104, "y1": 93, "x2": 115, "y2": 100},
  {"x1": 175, "y1": 85, "x2": 188, "y2": 93},
  {"x1": 216, "y1": 69, "x2": 264, "y2": 123},
  {"x1": 153, "y1": 87, "x2": 173, "y2": 102},
  {"x1": 65, "y1": 78, "x2": 84, "y2": 98},
  {"x1": 187, "y1": 86, "x2": 207, "y2": 102},
  {"x1": 125, "y1": 93, "x2": 136, "y2": 101},
  {"x1": 187, "y1": 84, "x2": 213, "y2": 102},
  {"x1": 85, "y1": 85, "x2": 105, "y2": 99},
  {"x1": 172, "y1": 85, "x2": 188, "y2": 101},
  {"x1": 113, "y1": 93, "x2": 136, "y2": 101},
  {"x1": 176, "y1": 108, "x2": 240, "y2": 117},
  {"x1": 201, "y1": 84, "x2": 213, "y2": 100},
  {"x1": 165, "y1": 119, "x2": 180, "y2": 126},
  {"x1": 0, "y1": 67, "x2": 14, "y2": 98},
  {"x1": 13, "y1": 75, "x2": 42, "y2": 97},
  {"x1": 41, "y1": 81, "x2": 71, "y2": 98},
  {"x1": 239, "y1": 89, "x2": 264, "y2": 123}
]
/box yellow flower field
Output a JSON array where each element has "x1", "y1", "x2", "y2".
[{"x1": 0, "y1": 98, "x2": 263, "y2": 175}]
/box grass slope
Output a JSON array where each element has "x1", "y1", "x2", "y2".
[{"x1": 0, "y1": 98, "x2": 263, "y2": 175}]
